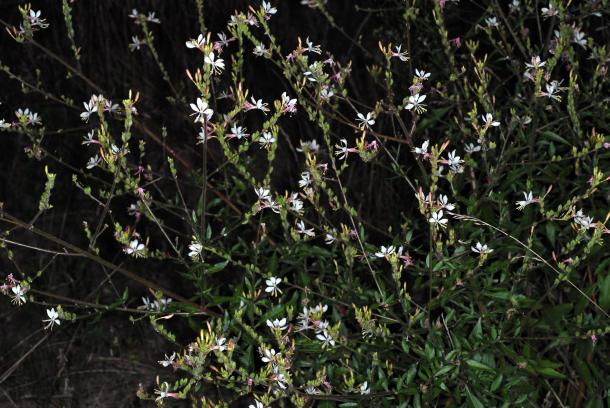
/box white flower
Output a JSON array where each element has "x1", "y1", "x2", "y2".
[
  {"x1": 335, "y1": 138, "x2": 351, "y2": 160},
  {"x1": 15, "y1": 108, "x2": 41, "y2": 126},
  {"x1": 429, "y1": 210, "x2": 448, "y2": 228},
  {"x1": 297, "y1": 304, "x2": 328, "y2": 331},
  {"x1": 275, "y1": 372, "x2": 288, "y2": 389},
  {"x1": 190, "y1": 98, "x2": 213, "y2": 123},
  {"x1": 261, "y1": 348, "x2": 277, "y2": 364},
  {"x1": 481, "y1": 113, "x2": 500, "y2": 129},
  {"x1": 304, "y1": 37, "x2": 321, "y2": 54},
  {"x1": 139, "y1": 297, "x2": 153, "y2": 311},
  {"x1": 158, "y1": 352, "x2": 176, "y2": 367},
  {"x1": 216, "y1": 32, "x2": 230, "y2": 48},
  {"x1": 204, "y1": 51, "x2": 225, "y2": 75},
  {"x1": 11, "y1": 285, "x2": 26, "y2": 305},
  {"x1": 215, "y1": 337, "x2": 227, "y2": 352},
  {"x1": 390, "y1": 44, "x2": 409, "y2": 61},
  {"x1": 356, "y1": 111, "x2": 375, "y2": 130},
  {"x1": 154, "y1": 382, "x2": 171, "y2": 402},
  {"x1": 297, "y1": 309, "x2": 311, "y2": 331},
  {"x1": 124, "y1": 239, "x2": 145, "y2": 257},
  {"x1": 127, "y1": 204, "x2": 140, "y2": 217},
  {"x1": 103, "y1": 99, "x2": 120, "y2": 113},
  {"x1": 196, "y1": 127, "x2": 209, "y2": 144},
  {"x1": 415, "y1": 69, "x2": 430, "y2": 81},
  {"x1": 259, "y1": 132, "x2": 276, "y2": 149},
  {"x1": 314, "y1": 320, "x2": 330, "y2": 334},
  {"x1": 574, "y1": 210, "x2": 594, "y2": 230},
  {"x1": 297, "y1": 140, "x2": 320, "y2": 154},
  {"x1": 464, "y1": 143, "x2": 481, "y2": 154},
  {"x1": 516, "y1": 191, "x2": 538, "y2": 210},
  {"x1": 265, "y1": 199, "x2": 280, "y2": 213},
  {"x1": 267, "y1": 318, "x2": 288, "y2": 331},
  {"x1": 281, "y1": 92, "x2": 298, "y2": 113},
  {"x1": 540, "y1": 80, "x2": 562, "y2": 101},
  {"x1": 509, "y1": 0, "x2": 520, "y2": 12},
  {"x1": 253, "y1": 43, "x2": 269, "y2": 57},
  {"x1": 265, "y1": 276, "x2": 282, "y2": 296},
  {"x1": 316, "y1": 331, "x2": 335, "y2": 348},
  {"x1": 438, "y1": 195, "x2": 455, "y2": 211},
  {"x1": 262, "y1": 1, "x2": 277, "y2": 16},
  {"x1": 485, "y1": 16, "x2": 498, "y2": 28},
  {"x1": 299, "y1": 172, "x2": 312, "y2": 188},
  {"x1": 296, "y1": 220, "x2": 315, "y2": 237},
  {"x1": 139, "y1": 296, "x2": 171, "y2": 312},
  {"x1": 157, "y1": 297, "x2": 172, "y2": 310},
  {"x1": 80, "y1": 100, "x2": 98, "y2": 122},
  {"x1": 405, "y1": 94, "x2": 427, "y2": 113},
  {"x1": 324, "y1": 232, "x2": 336, "y2": 245},
  {"x1": 314, "y1": 304, "x2": 328, "y2": 314},
  {"x1": 446, "y1": 150, "x2": 462, "y2": 167},
  {"x1": 0, "y1": 119, "x2": 10, "y2": 129},
  {"x1": 86, "y1": 155, "x2": 101, "y2": 169},
  {"x1": 227, "y1": 125, "x2": 248, "y2": 140},
  {"x1": 305, "y1": 386, "x2": 321, "y2": 395},
  {"x1": 110, "y1": 143, "x2": 129, "y2": 156},
  {"x1": 246, "y1": 97, "x2": 269, "y2": 113},
  {"x1": 28, "y1": 9, "x2": 49, "y2": 29},
  {"x1": 188, "y1": 238, "x2": 203, "y2": 258},
  {"x1": 375, "y1": 245, "x2": 395, "y2": 258},
  {"x1": 186, "y1": 34, "x2": 206, "y2": 49},
  {"x1": 255, "y1": 187, "x2": 271, "y2": 202},
  {"x1": 413, "y1": 140, "x2": 429, "y2": 156},
  {"x1": 525, "y1": 55, "x2": 546, "y2": 69},
  {"x1": 42, "y1": 308, "x2": 61, "y2": 330},
  {"x1": 359, "y1": 381, "x2": 371, "y2": 395},
  {"x1": 128, "y1": 8, "x2": 139, "y2": 20},
  {"x1": 320, "y1": 86, "x2": 334, "y2": 100},
  {"x1": 541, "y1": 3, "x2": 558, "y2": 19},
  {"x1": 572, "y1": 28, "x2": 587, "y2": 47},
  {"x1": 146, "y1": 12, "x2": 160, "y2": 24},
  {"x1": 471, "y1": 242, "x2": 493, "y2": 255},
  {"x1": 29, "y1": 111, "x2": 41, "y2": 126},
  {"x1": 249, "y1": 401, "x2": 264, "y2": 408},
  {"x1": 128, "y1": 36, "x2": 145, "y2": 51}
]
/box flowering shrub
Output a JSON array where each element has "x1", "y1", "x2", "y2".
[{"x1": 1, "y1": 0, "x2": 610, "y2": 406}]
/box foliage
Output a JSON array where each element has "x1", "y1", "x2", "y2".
[{"x1": 1, "y1": 0, "x2": 610, "y2": 407}]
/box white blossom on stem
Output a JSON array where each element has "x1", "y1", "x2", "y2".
[
  {"x1": 356, "y1": 112, "x2": 375, "y2": 130},
  {"x1": 265, "y1": 276, "x2": 282, "y2": 296},
  {"x1": 124, "y1": 239, "x2": 145, "y2": 257},
  {"x1": 405, "y1": 94, "x2": 427, "y2": 113},
  {"x1": 190, "y1": 98, "x2": 213, "y2": 123},
  {"x1": 429, "y1": 210, "x2": 448, "y2": 228},
  {"x1": 471, "y1": 242, "x2": 493, "y2": 255}
]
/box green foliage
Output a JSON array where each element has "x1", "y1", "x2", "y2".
[{"x1": 1, "y1": 0, "x2": 610, "y2": 407}]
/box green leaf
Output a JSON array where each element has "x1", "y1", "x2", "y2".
[
  {"x1": 490, "y1": 374, "x2": 503, "y2": 392},
  {"x1": 541, "y1": 131, "x2": 571, "y2": 146},
  {"x1": 598, "y1": 273, "x2": 610, "y2": 311},
  {"x1": 466, "y1": 387, "x2": 485, "y2": 408},
  {"x1": 406, "y1": 365, "x2": 417, "y2": 384},
  {"x1": 545, "y1": 222, "x2": 556, "y2": 247},
  {"x1": 470, "y1": 318, "x2": 483, "y2": 341},
  {"x1": 536, "y1": 367, "x2": 566, "y2": 379},
  {"x1": 205, "y1": 260, "x2": 229, "y2": 274},
  {"x1": 434, "y1": 365, "x2": 455, "y2": 377},
  {"x1": 466, "y1": 359, "x2": 494, "y2": 372}
]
